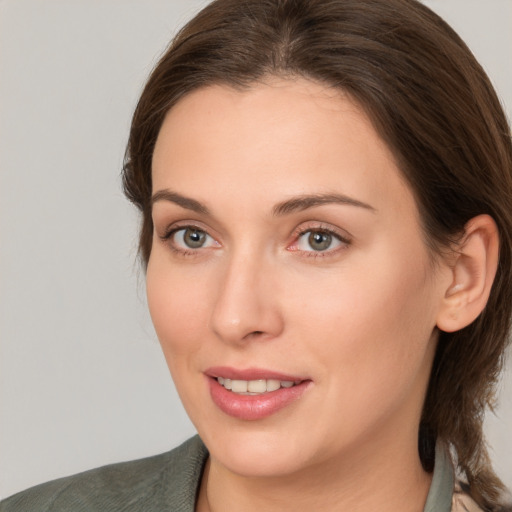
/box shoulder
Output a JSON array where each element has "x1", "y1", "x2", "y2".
[{"x1": 0, "y1": 436, "x2": 208, "y2": 512}]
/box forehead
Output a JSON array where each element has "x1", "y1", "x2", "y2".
[{"x1": 152, "y1": 78, "x2": 416, "y2": 221}]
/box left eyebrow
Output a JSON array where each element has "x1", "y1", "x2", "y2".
[{"x1": 272, "y1": 193, "x2": 377, "y2": 216}]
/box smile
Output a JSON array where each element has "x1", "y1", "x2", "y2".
[
  {"x1": 206, "y1": 368, "x2": 312, "y2": 420},
  {"x1": 216, "y1": 377, "x2": 299, "y2": 395}
]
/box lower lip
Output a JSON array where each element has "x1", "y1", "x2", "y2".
[{"x1": 208, "y1": 377, "x2": 311, "y2": 421}]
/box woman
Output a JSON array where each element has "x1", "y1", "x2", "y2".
[{"x1": 2, "y1": 0, "x2": 511, "y2": 511}]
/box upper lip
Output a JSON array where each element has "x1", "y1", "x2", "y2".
[{"x1": 205, "y1": 366, "x2": 309, "y2": 382}]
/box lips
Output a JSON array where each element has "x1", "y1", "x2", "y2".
[{"x1": 205, "y1": 367, "x2": 312, "y2": 420}]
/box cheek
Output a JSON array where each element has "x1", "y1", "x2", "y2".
[
  {"x1": 146, "y1": 255, "x2": 211, "y2": 361},
  {"x1": 286, "y1": 244, "x2": 438, "y2": 405}
]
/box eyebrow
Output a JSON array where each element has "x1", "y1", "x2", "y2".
[
  {"x1": 151, "y1": 189, "x2": 376, "y2": 216},
  {"x1": 151, "y1": 189, "x2": 210, "y2": 215},
  {"x1": 273, "y1": 193, "x2": 376, "y2": 216}
]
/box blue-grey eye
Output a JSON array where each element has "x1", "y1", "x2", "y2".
[
  {"x1": 173, "y1": 228, "x2": 214, "y2": 249},
  {"x1": 297, "y1": 230, "x2": 343, "y2": 252}
]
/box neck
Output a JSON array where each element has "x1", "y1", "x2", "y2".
[{"x1": 196, "y1": 428, "x2": 432, "y2": 512}]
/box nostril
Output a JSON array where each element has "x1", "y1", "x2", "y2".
[
  {"x1": 244, "y1": 330, "x2": 264, "y2": 339},
  {"x1": 239, "y1": 330, "x2": 266, "y2": 342}
]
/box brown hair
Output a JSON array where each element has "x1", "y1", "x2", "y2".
[{"x1": 122, "y1": 0, "x2": 512, "y2": 508}]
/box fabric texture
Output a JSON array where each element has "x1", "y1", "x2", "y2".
[
  {"x1": 0, "y1": 437, "x2": 207, "y2": 512},
  {"x1": 1, "y1": 435, "x2": 485, "y2": 512}
]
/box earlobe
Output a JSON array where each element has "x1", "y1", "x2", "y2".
[{"x1": 436, "y1": 215, "x2": 499, "y2": 333}]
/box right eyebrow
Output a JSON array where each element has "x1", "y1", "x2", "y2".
[{"x1": 151, "y1": 189, "x2": 210, "y2": 215}]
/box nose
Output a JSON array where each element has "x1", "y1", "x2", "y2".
[{"x1": 210, "y1": 251, "x2": 284, "y2": 345}]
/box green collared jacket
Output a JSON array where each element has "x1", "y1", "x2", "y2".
[{"x1": 0, "y1": 436, "x2": 490, "y2": 511}]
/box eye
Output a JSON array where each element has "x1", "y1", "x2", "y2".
[
  {"x1": 294, "y1": 228, "x2": 348, "y2": 253},
  {"x1": 170, "y1": 227, "x2": 218, "y2": 250}
]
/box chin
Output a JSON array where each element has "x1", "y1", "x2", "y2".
[{"x1": 198, "y1": 423, "x2": 317, "y2": 478}]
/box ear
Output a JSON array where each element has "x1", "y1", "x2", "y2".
[{"x1": 436, "y1": 214, "x2": 499, "y2": 333}]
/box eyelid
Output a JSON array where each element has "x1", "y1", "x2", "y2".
[
  {"x1": 288, "y1": 222, "x2": 352, "y2": 255},
  {"x1": 159, "y1": 220, "x2": 212, "y2": 240},
  {"x1": 158, "y1": 222, "x2": 221, "y2": 255}
]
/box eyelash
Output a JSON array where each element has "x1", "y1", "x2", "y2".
[
  {"x1": 159, "y1": 223, "x2": 351, "y2": 258},
  {"x1": 160, "y1": 224, "x2": 216, "y2": 257},
  {"x1": 290, "y1": 224, "x2": 351, "y2": 258}
]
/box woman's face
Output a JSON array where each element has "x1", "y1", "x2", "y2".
[{"x1": 147, "y1": 78, "x2": 451, "y2": 478}]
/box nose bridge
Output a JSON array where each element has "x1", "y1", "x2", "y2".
[{"x1": 210, "y1": 244, "x2": 283, "y2": 344}]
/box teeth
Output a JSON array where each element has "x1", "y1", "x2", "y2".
[
  {"x1": 266, "y1": 379, "x2": 281, "y2": 392},
  {"x1": 248, "y1": 380, "x2": 266, "y2": 393},
  {"x1": 231, "y1": 380, "x2": 248, "y2": 393},
  {"x1": 216, "y1": 377, "x2": 299, "y2": 394}
]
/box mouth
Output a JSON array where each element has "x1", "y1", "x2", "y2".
[
  {"x1": 215, "y1": 376, "x2": 301, "y2": 395},
  {"x1": 205, "y1": 367, "x2": 312, "y2": 420}
]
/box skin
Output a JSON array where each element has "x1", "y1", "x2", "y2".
[{"x1": 147, "y1": 78, "x2": 486, "y2": 512}]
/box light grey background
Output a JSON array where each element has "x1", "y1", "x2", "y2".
[{"x1": 1, "y1": 0, "x2": 511, "y2": 500}]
